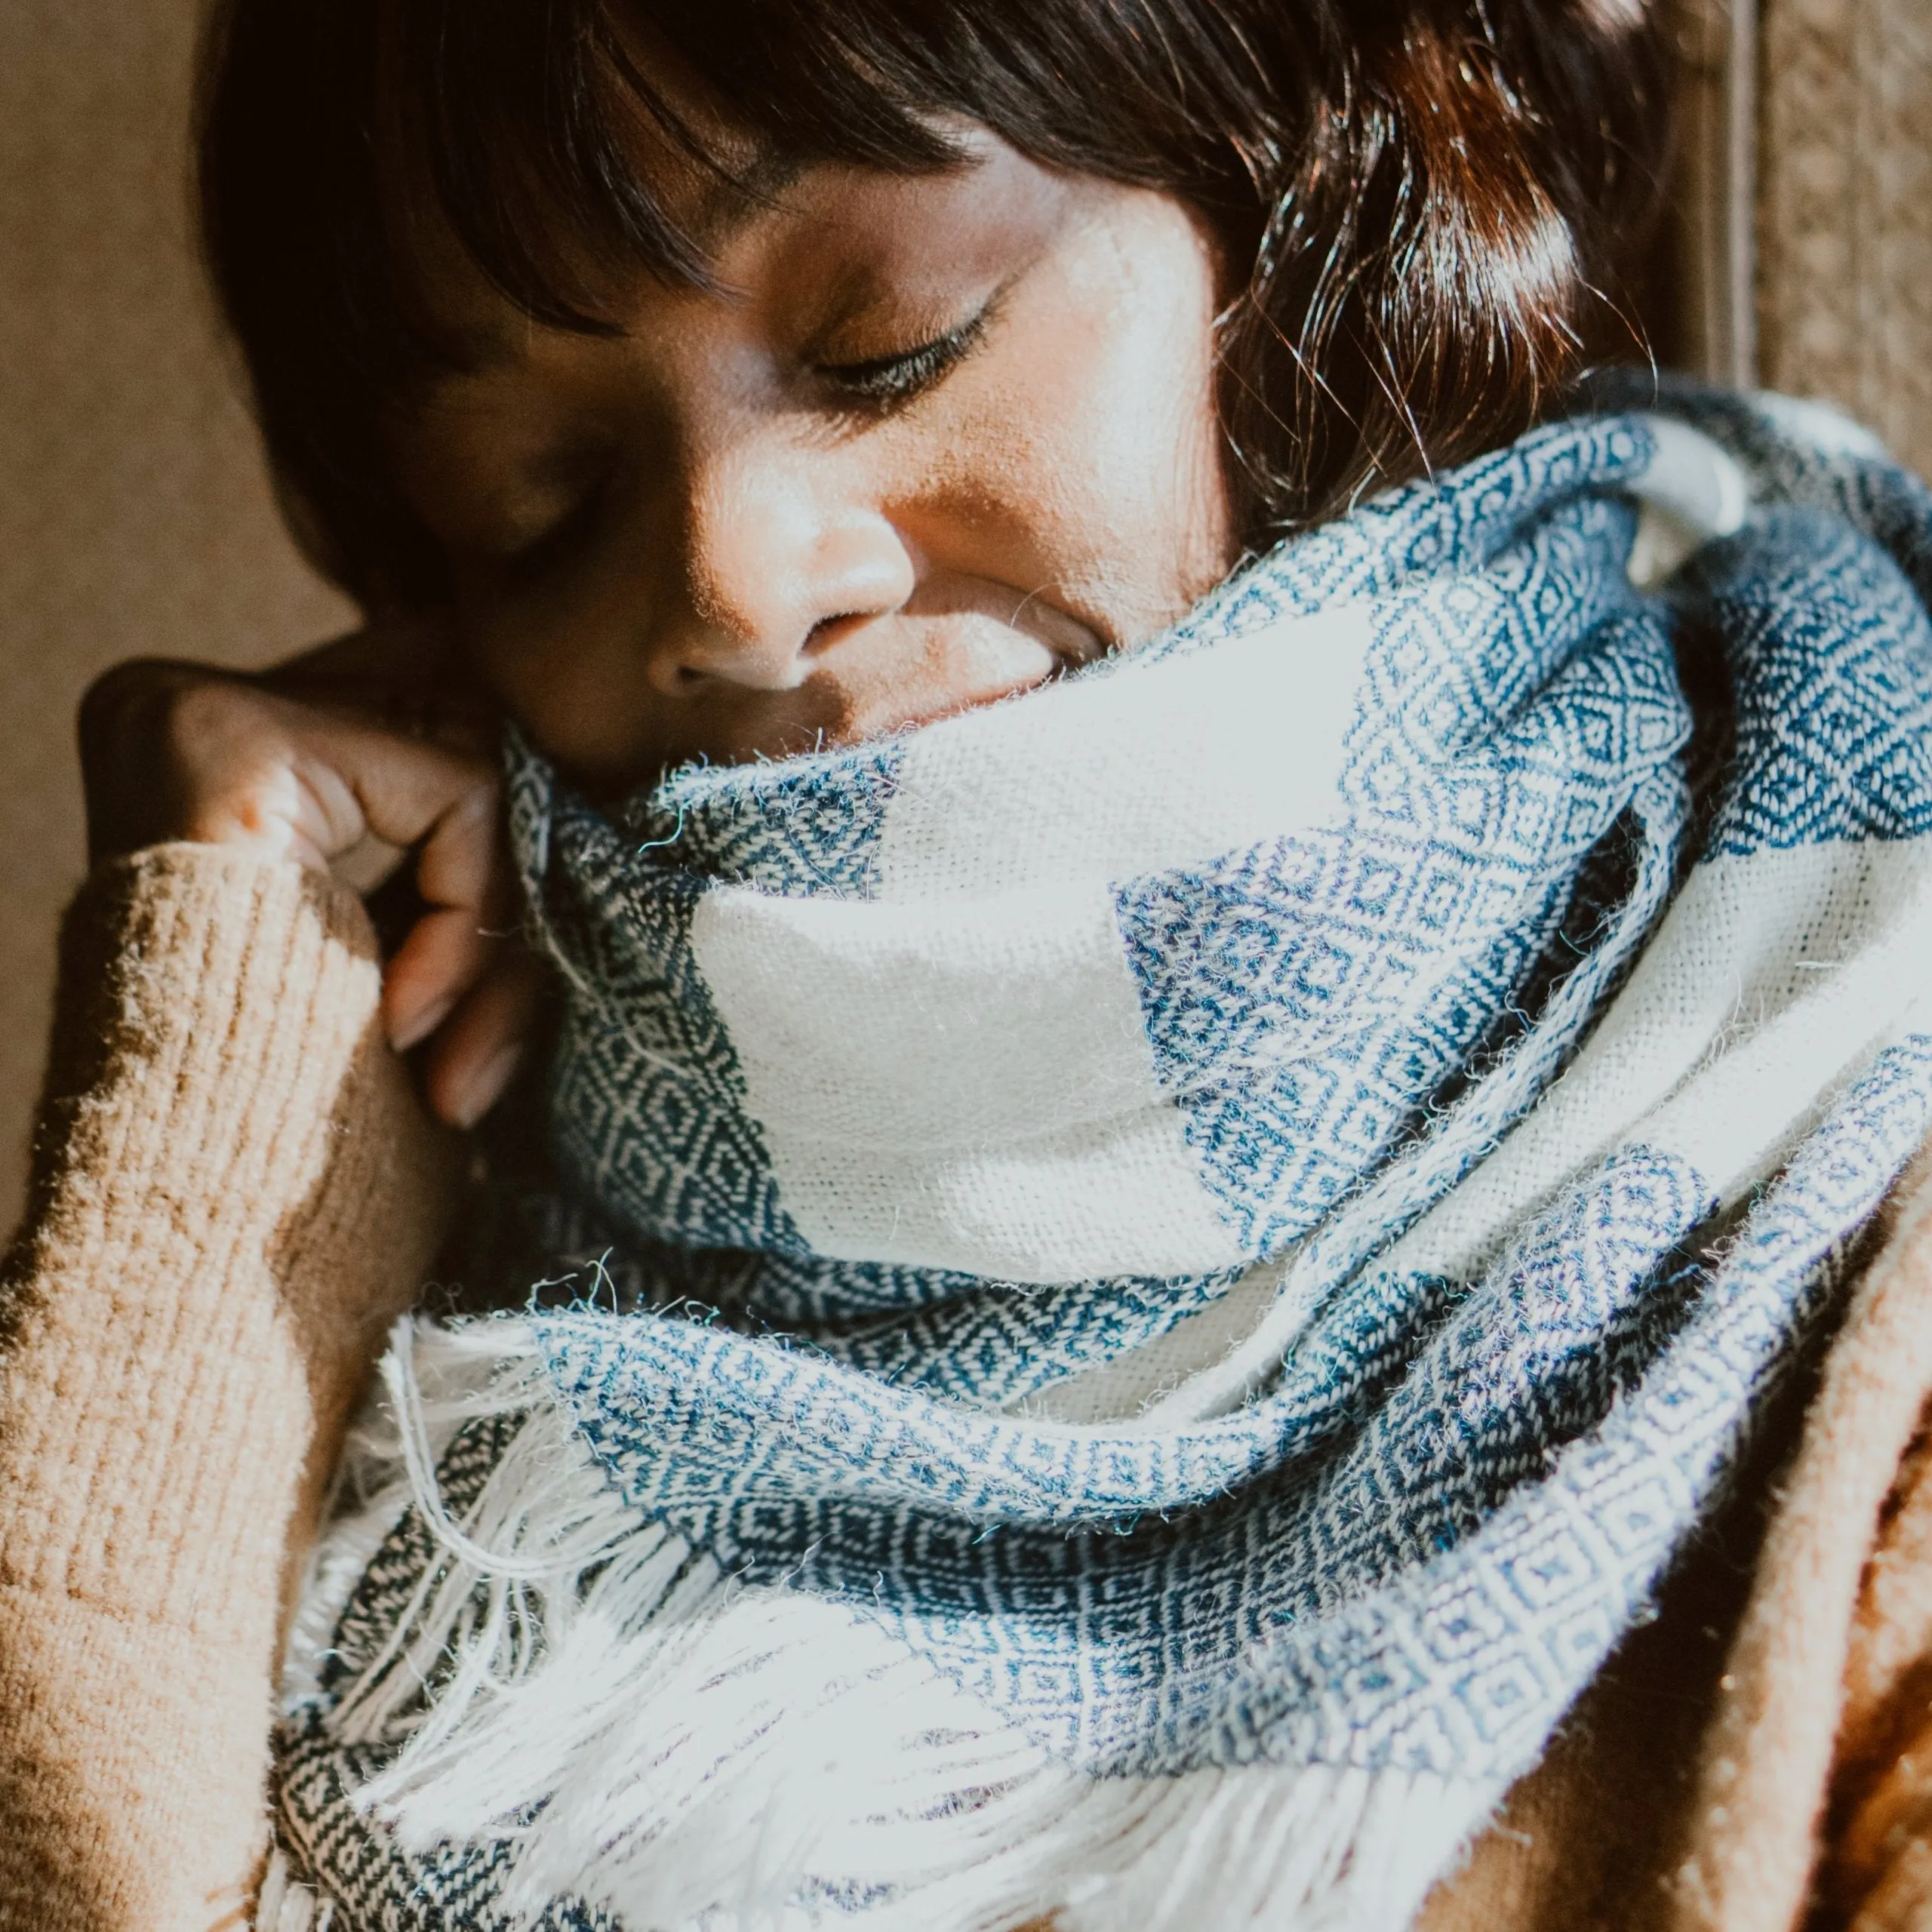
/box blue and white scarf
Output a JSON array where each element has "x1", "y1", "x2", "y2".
[{"x1": 269, "y1": 385, "x2": 1932, "y2": 1932}]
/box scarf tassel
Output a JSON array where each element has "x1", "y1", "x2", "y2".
[{"x1": 274, "y1": 1318, "x2": 1498, "y2": 1931}]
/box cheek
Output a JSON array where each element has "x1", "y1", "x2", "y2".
[
  {"x1": 927, "y1": 197, "x2": 1232, "y2": 638},
  {"x1": 459, "y1": 580, "x2": 660, "y2": 777}
]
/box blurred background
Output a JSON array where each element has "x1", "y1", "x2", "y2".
[{"x1": 0, "y1": 0, "x2": 1927, "y2": 1231}]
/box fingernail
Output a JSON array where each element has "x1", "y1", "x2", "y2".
[
  {"x1": 448, "y1": 1041, "x2": 525, "y2": 1130},
  {"x1": 389, "y1": 991, "x2": 454, "y2": 1054}
]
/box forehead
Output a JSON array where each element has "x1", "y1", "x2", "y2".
[
  {"x1": 417, "y1": 133, "x2": 998, "y2": 381},
  {"x1": 390, "y1": 4, "x2": 991, "y2": 387}
]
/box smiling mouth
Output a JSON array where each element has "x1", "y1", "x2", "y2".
[
  {"x1": 553, "y1": 587, "x2": 1115, "y2": 798},
  {"x1": 635, "y1": 605, "x2": 1082, "y2": 775}
]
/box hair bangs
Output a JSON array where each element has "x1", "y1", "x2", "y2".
[
  {"x1": 380, "y1": 1, "x2": 983, "y2": 352},
  {"x1": 198, "y1": 0, "x2": 1675, "y2": 605}
]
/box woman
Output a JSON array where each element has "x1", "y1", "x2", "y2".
[{"x1": 8, "y1": 0, "x2": 1932, "y2": 1926}]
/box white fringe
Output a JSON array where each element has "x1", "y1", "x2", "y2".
[
  {"x1": 257, "y1": 1847, "x2": 332, "y2": 1931},
  {"x1": 284, "y1": 1318, "x2": 1497, "y2": 1932}
]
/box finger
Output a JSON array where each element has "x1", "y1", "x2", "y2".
[
  {"x1": 412, "y1": 776, "x2": 505, "y2": 917},
  {"x1": 141, "y1": 681, "x2": 358, "y2": 865},
  {"x1": 383, "y1": 786, "x2": 517, "y2": 1051},
  {"x1": 299, "y1": 718, "x2": 498, "y2": 875},
  {"x1": 279, "y1": 715, "x2": 506, "y2": 1048},
  {"x1": 383, "y1": 906, "x2": 502, "y2": 1052},
  {"x1": 275, "y1": 752, "x2": 370, "y2": 872},
  {"x1": 165, "y1": 694, "x2": 494, "y2": 874},
  {"x1": 422, "y1": 949, "x2": 547, "y2": 1129},
  {"x1": 294, "y1": 716, "x2": 502, "y2": 980}
]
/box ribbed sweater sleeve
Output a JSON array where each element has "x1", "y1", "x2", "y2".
[{"x1": 0, "y1": 845, "x2": 461, "y2": 1932}]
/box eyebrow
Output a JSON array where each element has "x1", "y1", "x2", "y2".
[{"x1": 685, "y1": 149, "x2": 806, "y2": 251}]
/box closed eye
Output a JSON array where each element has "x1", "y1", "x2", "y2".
[
  {"x1": 814, "y1": 310, "x2": 990, "y2": 407},
  {"x1": 494, "y1": 472, "x2": 609, "y2": 586}
]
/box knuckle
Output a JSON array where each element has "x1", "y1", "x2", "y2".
[
  {"x1": 161, "y1": 676, "x2": 267, "y2": 750},
  {"x1": 78, "y1": 660, "x2": 260, "y2": 857},
  {"x1": 79, "y1": 660, "x2": 275, "y2": 771},
  {"x1": 460, "y1": 759, "x2": 503, "y2": 804},
  {"x1": 77, "y1": 657, "x2": 180, "y2": 755}
]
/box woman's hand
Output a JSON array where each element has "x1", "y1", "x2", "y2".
[{"x1": 78, "y1": 626, "x2": 543, "y2": 1128}]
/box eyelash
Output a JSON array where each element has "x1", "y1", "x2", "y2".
[
  {"x1": 491, "y1": 306, "x2": 991, "y2": 583},
  {"x1": 497, "y1": 478, "x2": 606, "y2": 583},
  {"x1": 815, "y1": 310, "x2": 989, "y2": 406}
]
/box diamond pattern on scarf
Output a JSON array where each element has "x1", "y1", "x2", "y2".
[
  {"x1": 621, "y1": 737, "x2": 903, "y2": 896},
  {"x1": 537, "y1": 783, "x2": 810, "y2": 1257},
  {"x1": 1691, "y1": 509, "x2": 1932, "y2": 853},
  {"x1": 809, "y1": 1266, "x2": 1245, "y2": 1407},
  {"x1": 279, "y1": 392, "x2": 1932, "y2": 1927},
  {"x1": 1114, "y1": 611, "x2": 1689, "y2": 1253}
]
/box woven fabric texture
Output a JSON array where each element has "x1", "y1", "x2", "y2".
[{"x1": 265, "y1": 387, "x2": 1932, "y2": 1931}]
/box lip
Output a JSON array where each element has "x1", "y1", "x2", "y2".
[
  {"x1": 814, "y1": 605, "x2": 1077, "y2": 740},
  {"x1": 831, "y1": 654, "x2": 1061, "y2": 737},
  {"x1": 549, "y1": 586, "x2": 1114, "y2": 797},
  {"x1": 599, "y1": 607, "x2": 1073, "y2": 775}
]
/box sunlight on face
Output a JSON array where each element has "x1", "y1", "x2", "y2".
[{"x1": 392, "y1": 129, "x2": 1235, "y2": 790}]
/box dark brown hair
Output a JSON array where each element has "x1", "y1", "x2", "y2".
[{"x1": 196, "y1": 0, "x2": 1673, "y2": 608}]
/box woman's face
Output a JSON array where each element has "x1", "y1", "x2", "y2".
[{"x1": 391, "y1": 128, "x2": 1235, "y2": 790}]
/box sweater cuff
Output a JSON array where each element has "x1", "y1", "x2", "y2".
[{"x1": 0, "y1": 841, "x2": 460, "y2": 1633}]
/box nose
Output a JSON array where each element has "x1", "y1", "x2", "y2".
[{"x1": 641, "y1": 429, "x2": 915, "y2": 698}]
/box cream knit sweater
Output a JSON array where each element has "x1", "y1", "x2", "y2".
[
  {"x1": 2, "y1": 842, "x2": 1932, "y2": 1932},
  {"x1": 0, "y1": 847, "x2": 458, "y2": 1930}
]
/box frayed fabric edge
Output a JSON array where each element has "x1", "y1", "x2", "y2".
[
  {"x1": 257, "y1": 1847, "x2": 333, "y2": 1932},
  {"x1": 275, "y1": 1316, "x2": 1498, "y2": 1932}
]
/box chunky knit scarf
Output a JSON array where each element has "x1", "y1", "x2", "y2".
[{"x1": 267, "y1": 385, "x2": 1932, "y2": 1932}]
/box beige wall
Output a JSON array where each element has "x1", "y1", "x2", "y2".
[
  {"x1": 0, "y1": 0, "x2": 352, "y2": 1230},
  {"x1": 1758, "y1": 0, "x2": 1932, "y2": 470}
]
